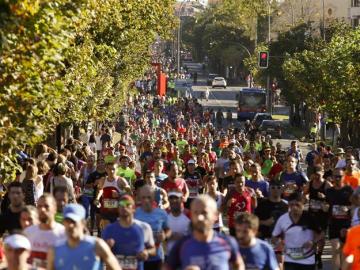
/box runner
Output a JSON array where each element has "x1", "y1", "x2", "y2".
[
  {"x1": 0, "y1": 182, "x2": 25, "y2": 236},
  {"x1": 342, "y1": 223, "x2": 360, "y2": 270},
  {"x1": 205, "y1": 174, "x2": 224, "y2": 232},
  {"x1": 94, "y1": 159, "x2": 131, "y2": 230},
  {"x1": 161, "y1": 163, "x2": 189, "y2": 202},
  {"x1": 235, "y1": 212, "x2": 279, "y2": 270},
  {"x1": 165, "y1": 195, "x2": 245, "y2": 270},
  {"x1": 183, "y1": 159, "x2": 203, "y2": 209},
  {"x1": 53, "y1": 186, "x2": 69, "y2": 224},
  {"x1": 1, "y1": 234, "x2": 34, "y2": 270},
  {"x1": 325, "y1": 168, "x2": 353, "y2": 270},
  {"x1": 143, "y1": 170, "x2": 169, "y2": 209},
  {"x1": 102, "y1": 194, "x2": 156, "y2": 270},
  {"x1": 223, "y1": 173, "x2": 256, "y2": 236},
  {"x1": 134, "y1": 185, "x2": 171, "y2": 269},
  {"x1": 24, "y1": 194, "x2": 65, "y2": 268},
  {"x1": 280, "y1": 156, "x2": 308, "y2": 201},
  {"x1": 47, "y1": 204, "x2": 121, "y2": 270},
  {"x1": 117, "y1": 155, "x2": 136, "y2": 189},
  {"x1": 304, "y1": 166, "x2": 331, "y2": 269},
  {"x1": 166, "y1": 191, "x2": 191, "y2": 254},
  {"x1": 272, "y1": 192, "x2": 323, "y2": 270}
]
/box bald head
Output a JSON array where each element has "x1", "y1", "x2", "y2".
[{"x1": 190, "y1": 195, "x2": 218, "y2": 234}]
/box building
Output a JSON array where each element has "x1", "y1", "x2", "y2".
[{"x1": 349, "y1": 0, "x2": 360, "y2": 27}]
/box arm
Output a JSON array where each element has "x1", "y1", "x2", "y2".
[
  {"x1": 118, "y1": 177, "x2": 132, "y2": 195},
  {"x1": 95, "y1": 238, "x2": 122, "y2": 270},
  {"x1": 94, "y1": 177, "x2": 105, "y2": 202},
  {"x1": 182, "y1": 182, "x2": 189, "y2": 202},
  {"x1": 46, "y1": 248, "x2": 55, "y2": 270},
  {"x1": 160, "y1": 188, "x2": 169, "y2": 209}
]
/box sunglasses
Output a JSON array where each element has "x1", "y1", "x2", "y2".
[{"x1": 119, "y1": 200, "x2": 133, "y2": 207}]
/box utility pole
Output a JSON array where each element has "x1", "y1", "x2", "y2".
[{"x1": 267, "y1": 0, "x2": 272, "y2": 115}]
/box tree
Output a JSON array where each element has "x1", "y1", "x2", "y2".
[{"x1": 0, "y1": 0, "x2": 176, "y2": 181}]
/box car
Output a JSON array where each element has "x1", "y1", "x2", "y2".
[
  {"x1": 259, "y1": 120, "x2": 282, "y2": 138},
  {"x1": 212, "y1": 77, "x2": 227, "y2": 89},
  {"x1": 207, "y1": 73, "x2": 219, "y2": 85},
  {"x1": 253, "y1": 113, "x2": 273, "y2": 128}
]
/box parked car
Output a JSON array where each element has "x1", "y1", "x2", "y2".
[
  {"x1": 212, "y1": 77, "x2": 227, "y2": 89},
  {"x1": 259, "y1": 120, "x2": 282, "y2": 138},
  {"x1": 253, "y1": 113, "x2": 273, "y2": 128},
  {"x1": 207, "y1": 73, "x2": 219, "y2": 85}
]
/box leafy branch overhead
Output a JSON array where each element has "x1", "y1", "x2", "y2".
[{"x1": 0, "y1": 0, "x2": 176, "y2": 181}]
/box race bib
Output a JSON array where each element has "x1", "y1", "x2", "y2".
[
  {"x1": 32, "y1": 258, "x2": 47, "y2": 268},
  {"x1": 332, "y1": 205, "x2": 349, "y2": 219},
  {"x1": 189, "y1": 187, "x2": 199, "y2": 198},
  {"x1": 83, "y1": 188, "x2": 94, "y2": 196},
  {"x1": 103, "y1": 199, "x2": 118, "y2": 209},
  {"x1": 286, "y1": 248, "x2": 304, "y2": 260},
  {"x1": 116, "y1": 255, "x2": 138, "y2": 270},
  {"x1": 309, "y1": 199, "x2": 322, "y2": 211},
  {"x1": 284, "y1": 182, "x2": 296, "y2": 196}
]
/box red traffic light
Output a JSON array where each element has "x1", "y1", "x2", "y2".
[
  {"x1": 260, "y1": 52, "x2": 268, "y2": 59},
  {"x1": 258, "y1": 51, "x2": 269, "y2": 68}
]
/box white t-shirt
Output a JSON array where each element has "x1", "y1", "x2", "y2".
[
  {"x1": 95, "y1": 135, "x2": 102, "y2": 151},
  {"x1": 272, "y1": 212, "x2": 317, "y2": 265},
  {"x1": 167, "y1": 212, "x2": 191, "y2": 253},
  {"x1": 24, "y1": 223, "x2": 65, "y2": 267},
  {"x1": 133, "y1": 219, "x2": 155, "y2": 248},
  {"x1": 213, "y1": 192, "x2": 224, "y2": 229}
]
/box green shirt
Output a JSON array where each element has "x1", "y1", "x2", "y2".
[
  {"x1": 176, "y1": 139, "x2": 188, "y2": 154},
  {"x1": 116, "y1": 167, "x2": 136, "y2": 186}
]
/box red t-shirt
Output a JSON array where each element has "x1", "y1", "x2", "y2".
[
  {"x1": 227, "y1": 189, "x2": 253, "y2": 228},
  {"x1": 161, "y1": 178, "x2": 187, "y2": 195},
  {"x1": 268, "y1": 163, "x2": 283, "y2": 180}
]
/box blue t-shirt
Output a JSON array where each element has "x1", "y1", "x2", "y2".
[
  {"x1": 280, "y1": 171, "x2": 308, "y2": 200},
  {"x1": 166, "y1": 232, "x2": 240, "y2": 270},
  {"x1": 239, "y1": 238, "x2": 279, "y2": 270},
  {"x1": 245, "y1": 179, "x2": 269, "y2": 197},
  {"x1": 134, "y1": 207, "x2": 169, "y2": 261},
  {"x1": 54, "y1": 236, "x2": 102, "y2": 270},
  {"x1": 102, "y1": 222, "x2": 145, "y2": 270},
  {"x1": 305, "y1": 150, "x2": 319, "y2": 167}
]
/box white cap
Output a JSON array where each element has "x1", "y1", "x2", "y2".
[
  {"x1": 168, "y1": 191, "x2": 183, "y2": 198},
  {"x1": 187, "y1": 159, "x2": 196, "y2": 164},
  {"x1": 4, "y1": 234, "x2": 31, "y2": 250}
]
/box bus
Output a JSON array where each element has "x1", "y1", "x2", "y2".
[{"x1": 237, "y1": 88, "x2": 267, "y2": 120}]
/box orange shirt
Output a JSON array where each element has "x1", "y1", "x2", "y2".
[
  {"x1": 343, "y1": 225, "x2": 360, "y2": 270},
  {"x1": 343, "y1": 172, "x2": 360, "y2": 189}
]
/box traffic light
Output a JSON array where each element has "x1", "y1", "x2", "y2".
[{"x1": 258, "y1": 51, "x2": 269, "y2": 68}]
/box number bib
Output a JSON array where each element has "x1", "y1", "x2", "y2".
[
  {"x1": 103, "y1": 199, "x2": 118, "y2": 209},
  {"x1": 83, "y1": 188, "x2": 94, "y2": 196},
  {"x1": 116, "y1": 255, "x2": 138, "y2": 270},
  {"x1": 309, "y1": 199, "x2": 322, "y2": 211},
  {"x1": 286, "y1": 247, "x2": 304, "y2": 260},
  {"x1": 332, "y1": 205, "x2": 349, "y2": 219},
  {"x1": 189, "y1": 187, "x2": 199, "y2": 198}
]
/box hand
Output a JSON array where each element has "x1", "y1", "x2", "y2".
[
  {"x1": 156, "y1": 231, "x2": 166, "y2": 243},
  {"x1": 262, "y1": 217, "x2": 275, "y2": 226},
  {"x1": 317, "y1": 192, "x2": 325, "y2": 199},
  {"x1": 137, "y1": 250, "x2": 149, "y2": 261},
  {"x1": 302, "y1": 241, "x2": 314, "y2": 250},
  {"x1": 94, "y1": 199, "x2": 101, "y2": 208},
  {"x1": 227, "y1": 198, "x2": 235, "y2": 208},
  {"x1": 185, "y1": 266, "x2": 201, "y2": 270},
  {"x1": 255, "y1": 188, "x2": 263, "y2": 198},
  {"x1": 106, "y1": 238, "x2": 115, "y2": 248}
]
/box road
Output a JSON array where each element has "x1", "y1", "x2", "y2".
[{"x1": 184, "y1": 62, "x2": 333, "y2": 270}]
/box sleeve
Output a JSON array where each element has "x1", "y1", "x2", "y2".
[
  {"x1": 142, "y1": 222, "x2": 155, "y2": 248},
  {"x1": 272, "y1": 215, "x2": 284, "y2": 237},
  {"x1": 343, "y1": 228, "x2": 354, "y2": 256},
  {"x1": 226, "y1": 235, "x2": 241, "y2": 264},
  {"x1": 300, "y1": 172, "x2": 309, "y2": 185},
  {"x1": 162, "y1": 211, "x2": 170, "y2": 230},
  {"x1": 101, "y1": 226, "x2": 109, "y2": 240},
  {"x1": 164, "y1": 237, "x2": 184, "y2": 270},
  {"x1": 266, "y1": 244, "x2": 280, "y2": 270}
]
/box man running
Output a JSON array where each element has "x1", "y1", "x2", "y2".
[
  {"x1": 24, "y1": 194, "x2": 65, "y2": 268},
  {"x1": 235, "y1": 212, "x2": 279, "y2": 270},
  {"x1": 272, "y1": 192, "x2": 323, "y2": 270},
  {"x1": 102, "y1": 194, "x2": 155, "y2": 270},
  {"x1": 1, "y1": 234, "x2": 33, "y2": 270},
  {"x1": 47, "y1": 204, "x2": 121, "y2": 270},
  {"x1": 165, "y1": 195, "x2": 245, "y2": 270}
]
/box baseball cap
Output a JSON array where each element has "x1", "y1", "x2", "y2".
[
  {"x1": 63, "y1": 204, "x2": 86, "y2": 222},
  {"x1": 119, "y1": 194, "x2": 135, "y2": 204},
  {"x1": 4, "y1": 234, "x2": 31, "y2": 250},
  {"x1": 187, "y1": 159, "x2": 196, "y2": 165},
  {"x1": 168, "y1": 191, "x2": 183, "y2": 198}
]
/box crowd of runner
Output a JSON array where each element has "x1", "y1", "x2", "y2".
[{"x1": 0, "y1": 92, "x2": 360, "y2": 270}]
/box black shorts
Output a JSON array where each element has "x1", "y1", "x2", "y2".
[
  {"x1": 328, "y1": 220, "x2": 350, "y2": 240},
  {"x1": 308, "y1": 211, "x2": 328, "y2": 230},
  {"x1": 100, "y1": 213, "x2": 118, "y2": 223},
  {"x1": 284, "y1": 262, "x2": 315, "y2": 270}
]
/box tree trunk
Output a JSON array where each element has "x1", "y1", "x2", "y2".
[{"x1": 340, "y1": 119, "x2": 351, "y2": 146}]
